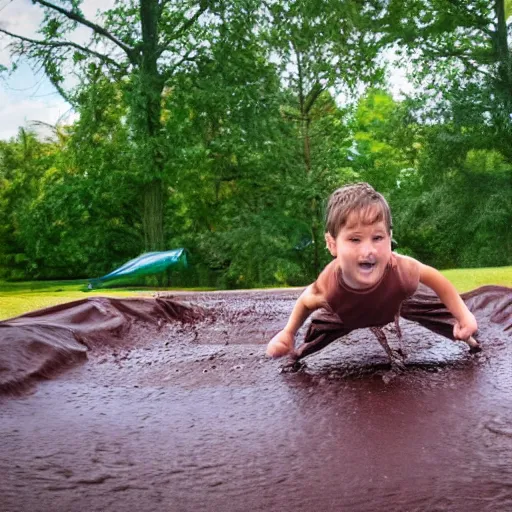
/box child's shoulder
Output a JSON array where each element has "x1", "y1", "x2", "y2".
[
  {"x1": 393, "y1": 252, "x2": 420, "y2": 269},
  {"x1": 314, "y1": 259, "x2": 338, "y2": 292},
  {"x1": 319, "y1": 258, "x2": 338, "y2": 279},
  {"x1": 392, "y1": 253, "x2": 421, "y2": 293}
]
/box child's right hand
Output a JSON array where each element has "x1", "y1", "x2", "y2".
[
  {"x1": 453, "y1": 311, "x2": 478, "y2": 342},
  {"x1": 266, "y1": 330, "x2": 295, "y2": 358}
]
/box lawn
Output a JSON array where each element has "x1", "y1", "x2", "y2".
[
  {"x1": 440, "y1": 265, "x2": 512, "y2": 292},
  {"x1": 0, "y1": 266, "x2": 511, "y2": 321},
  {"x1": 0, "y1": 279, "x2": 212, "y2": 321}
]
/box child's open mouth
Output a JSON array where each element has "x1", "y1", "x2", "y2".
[{"x1": 358, "y1": 262, "x2": 376, "y2": 273}]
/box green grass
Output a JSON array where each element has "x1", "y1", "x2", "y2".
[
  {"x1": 441, "y1": 266, "x2": 512, "y2": 292},
  {"x1": 1, "y1": 266, "x2": 511, "y2": 321},
  {"x1": 0, "y1": 279, "x2": 212, "y2": 321}
]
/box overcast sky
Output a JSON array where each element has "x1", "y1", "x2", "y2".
[{"x1": 0, "y1": 0, "x2": 413, "y2": 142}]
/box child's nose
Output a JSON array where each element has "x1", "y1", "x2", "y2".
[{"x1": 361, "y1": 240, "x2": 376, "y2": 256}]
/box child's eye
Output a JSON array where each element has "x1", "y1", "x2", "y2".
[
  {"x1": 349, "y1": 238, "x2": 360, "y2": 243},
  {"x1": 373, "y1": 236, "x2": 384, "y2": 241}
]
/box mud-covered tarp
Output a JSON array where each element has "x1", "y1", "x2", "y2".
[
  {"x1": 0, "y1": 297, "x2": 204, "y2": 393},
  {"x1": 0, "y1": 286, "x2": 510, "y2": 394},
  {"x1": 1, "y1": 285, "x2": 512, "y2": 512}
]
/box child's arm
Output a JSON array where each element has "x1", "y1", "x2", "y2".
[
  {"x1": 418, "y1": 263, "x2": 478, "y2": 341},
  {"x1": 266, "y1": 282, "x2": 327, "y2": 358}
]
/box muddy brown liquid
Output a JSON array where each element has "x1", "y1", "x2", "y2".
[{"x1": 1, "y1": 289, "x2": 511, "y2": 511}]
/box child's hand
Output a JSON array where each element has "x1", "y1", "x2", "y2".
[
  {"x1": 266, "y1": 330, "x2": 295, "y2": 358},
  {"x1": 453, "y1": 312, "x2": 478, "y2": 341}
]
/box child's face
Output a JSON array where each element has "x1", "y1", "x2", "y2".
[{"x1": 325, "y1": 211, "x2": 391, "y2": 290}]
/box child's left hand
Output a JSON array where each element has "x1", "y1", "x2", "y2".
[{"x1": 453, "y1": 312, "x2": 478, "y2": 341}]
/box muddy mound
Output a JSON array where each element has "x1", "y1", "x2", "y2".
[{"x1": 0, "y1": 297, "x2": 204, "y2": 393}]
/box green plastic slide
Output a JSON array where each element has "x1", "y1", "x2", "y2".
[{"x1": 88, "y1": 249, "x2": 187, "y2": 289}]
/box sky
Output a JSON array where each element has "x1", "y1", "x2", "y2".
[
  {"x1": 0, "y1": 0, "x2": 114, "y2": 140},
  {"x1": 0, "y1": 0, "x2": 66, "y2": 140},
  {"x1": 0, "y1": 0, "x2": 414, "y2": 142}
]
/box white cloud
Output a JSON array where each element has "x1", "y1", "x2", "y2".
[
  {"x1": 0, "y1": 0, "x2": 116, "y2": 140},
  {"x1": 0, "y1": 85, "x2": 77, "y2": 140},
  {"x1": 0, "y1": 0, "x2": 43, "y2": 43}
]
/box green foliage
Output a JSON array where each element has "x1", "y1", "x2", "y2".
[
  {"x1": 393, "y1": 145, "x2": 512, "y2": 269},
  {"x1": 0, "y1": 1, "x2": 510, "y2": 286},
  {"x1": 0, "y1": 129, "x2": 57, "y2": 278},
  {"x1": 0, "y1": 79, "x2": 143, "y2": 280},
  {"x1": 350, "y1": 90, "x2": 416, "y2": 194}
]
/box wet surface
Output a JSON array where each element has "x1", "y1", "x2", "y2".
[{"x1": 1, "y1": 288, "x2": 511, "y2": 511}]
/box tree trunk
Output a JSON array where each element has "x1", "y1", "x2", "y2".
[
  {"x1": 139, "y1": 0, "x2": 166, "y2": 251},
  {"x1": 492, "y1": 0, "x2": 512, "y2": 159},
  {"x1": 302, "y1": 117, "x2": 312, "y2": 172},
  {"x1": 310, "y1": 199, "x2": 320, "y2": 275},
  {"x1": 495, "y1": 0, "x2": 511, "y2": 75},
  {"x1": 495, "y1": 0, "x2": 512, "y2": 98},
  {"x1": 143, "y1": 179, "x2": 164, "y2": 252}
]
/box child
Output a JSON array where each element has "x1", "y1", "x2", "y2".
[{"x1": 266, "y1": 182, "x2": 479, "y2": 365}]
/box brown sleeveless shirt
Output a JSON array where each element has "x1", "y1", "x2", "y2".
[{"x1": 315, "y1": 253, "x2": 420, "y2": 330}]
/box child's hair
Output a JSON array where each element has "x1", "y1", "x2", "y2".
[{"x1": 325, "y1": 182, "x2": 392, "y2": 237}]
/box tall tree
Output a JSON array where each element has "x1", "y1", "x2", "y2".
[
  {"x1": 159, "y1": 18, "x2": 305, "y2": 287},
  {"x1": 1, "y1": 0, "x2": 213, "y2": 252},
  {"x1": 379, "y1": 0, "x2": 512, "y2": 268},
  {"x1": 350, "y1": 89, "x2": 417, "y2": 194}
]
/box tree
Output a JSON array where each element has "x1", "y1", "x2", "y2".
[
  {"x1": 350, "y1": 90, "x2": 416, "y2": 194},
  {"x1": 377, "y1": 1, "x2": 512, "y2": 268},
  {"x1": 159, "y1": 19, "x2": 307, "y2": 287},
  {"x1": 0, "y1": 129, "x2": 58, "y2": 278},
  {"x1": 1, "y1": 0, "x2": 213, "y2": 252},
  {"x1": 0, "y1": 75, "x2": 147, "y2": 280},
  {"x1": 383, "y1": 0, "x2": 512, "y2": 155}
]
